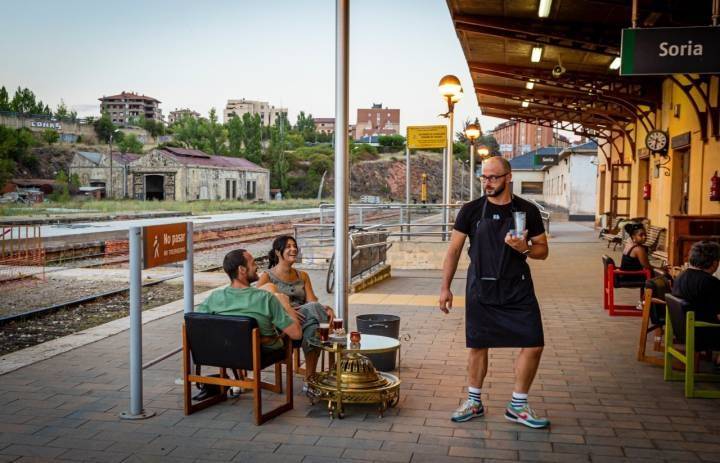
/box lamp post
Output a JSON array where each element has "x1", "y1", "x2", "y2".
[
  {"x1": 438, "y1": 74, "x2": 463, "y2": 239},
  {"x1": 464, "y1": 119, "x2": 481, "y2": 201},
  {"x1": 108, "y1": 128, "x2": 119, "y2": 199},
  {"x1": 476, "y1": 145, "x2": 490, "y2": 196}
]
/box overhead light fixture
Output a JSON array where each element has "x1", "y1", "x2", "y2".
[
  {"x1": 531, "y1": 45, "x2": 543, "y2": 63},
  {"x1": 521, "y1": 100, "x2": 530, "y2": 108},
  {"x1": 538, "y1": 0, "x2": 552, "y2": 18},
  {"x1": 609, "y1": 57, "x2": 621, "y2": 70},
  {"x1": 526, "y1": 81, "x2": 535, "y2": 90}
]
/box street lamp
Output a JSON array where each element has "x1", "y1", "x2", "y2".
[
  {"x1": 438, "y1": 74, "x2": 463, "y2": 239},
  {"x1": 464, "y1": 119, "x2": 481, "y2": 201},
  {"x1": 108, "y1": 128, "x2": 120, "y2": 199}
]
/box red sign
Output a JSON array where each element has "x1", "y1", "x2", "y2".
[{"x1": 143, "y1": 223, "x2": 188, "y2": 269}]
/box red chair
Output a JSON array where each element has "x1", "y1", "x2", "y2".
[{"x1": 602, "y1": 255, "x2": 651, "y2": 317}]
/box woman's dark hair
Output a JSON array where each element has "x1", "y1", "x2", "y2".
[
  {"x1": 688, "y1": 241, "x2": 720, "y2": 270},
  {"x1": 223, "y1": 249, "x2": 248, "y2": 281},
  {"x1": 624, "y1": 222, "x2": 645, "y2": 237},
  {"x1": 268, "y1": 235, "x2": 298, "y2": 268}
]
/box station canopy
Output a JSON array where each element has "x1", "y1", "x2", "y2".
[{"x1": 446, "y1": 0, "x2": 715, "y2": 150}]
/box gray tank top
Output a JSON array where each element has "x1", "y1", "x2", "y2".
[{"x1": 266, "y1": 269, "x2": 307, "y2": 307}]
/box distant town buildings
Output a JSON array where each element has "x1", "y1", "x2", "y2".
[
  {"x1": 168, "y1": 108, "x2": 200, "y2": 125},
  {"x1": 314, "y1": 118, "x2": 335, "y2": 134},
  {"x1": 99, "y1": 91, "x2": 162, "y2": 126},
  {"x1": 490, "y1": 120, "x2": 570, "y2": 159},
  {"x1": 354, "y1": 103, "x2": 400, "y2": 140},
  {"x1": 223, "y1": 99, "x2": 287, "y2": 126}
]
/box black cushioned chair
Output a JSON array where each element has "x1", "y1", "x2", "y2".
[{"x1": 182, "y1": 313, "x2": 293, "y2": 424}]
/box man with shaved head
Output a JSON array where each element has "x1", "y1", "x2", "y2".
[{"x1": 439, "y1": 155, "x2": 550, "y2": 428}]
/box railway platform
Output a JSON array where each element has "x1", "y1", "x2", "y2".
[{"x1": 1, "y1": 223, "x2": 719, "y2": 462}]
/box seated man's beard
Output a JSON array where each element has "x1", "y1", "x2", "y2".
[
  {"x1": 248, "y1": 271, "x2": 259, "y2": 283},
  {"x1": 485, "y1": 183, "x2": 505, "y2": 197}
]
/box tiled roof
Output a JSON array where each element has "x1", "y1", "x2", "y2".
[
  {"x1": 77, "y1": 151, "x2": 140, "y2": 166},
  {"x1": 99, "y1": 92, "x2": 160, "y2": 103},
  {"x1": 159, "y1": 147, "x2": 268, "y2": 172}
]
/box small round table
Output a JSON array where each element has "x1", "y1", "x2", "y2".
[{"x1": 305, "y1": 334, "x2": 401, "y2": 419}]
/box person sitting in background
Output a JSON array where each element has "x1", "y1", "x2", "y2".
[
  {"x1": 618, "y1": 223, "x2": 651, "y2": 285},
  {"x1": 672, "y1": 241, "x2": 720, "y2": 369},
  {"x1": 257, "y1": 235, "x2": 334, "y2": 383},
  {"x1": 196, "y1": 249, "x2": 302, "y2": 350}
]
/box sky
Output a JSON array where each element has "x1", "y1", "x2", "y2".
[{"x1": 0, "y1": 0, "x2": 506, "y2": 134}]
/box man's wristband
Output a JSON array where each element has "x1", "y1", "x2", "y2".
[{"x1": 521, "y1": 248, "x2": 531, "y2": 256}]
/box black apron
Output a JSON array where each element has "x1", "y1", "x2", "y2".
[{"x1": 465, "y1": 196, "x2": 544, "y2": 348}]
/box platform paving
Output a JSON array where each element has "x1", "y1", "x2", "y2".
[{"x1": 1, "y1": 224, "x2": 719, "y2": 462}]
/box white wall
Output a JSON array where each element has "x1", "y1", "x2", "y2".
[
  {"x1": 543, "y1": 152, "x2": 597, "y2": 217},
  {"x1": 511, "y1": 171, "x2": 545, "y2": 202}
]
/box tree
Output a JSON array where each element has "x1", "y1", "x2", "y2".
[
  {"x1": 174, "y1": 115, "x2": 206, "y2": 150},
  {"x1": 478, "y1": 134, "x2": 501, "y2": 157},
  {"x1": 55, "y1": 99, "x2": 69, "y2": 120},
  {"x1": 42, "y1": 129, "x2": 59, "y2": 145},
  {"x1": 0, "y1": 86, "x2": 9, "y2": 111},
  {"x1": 117, "y1": 133, "x2": 143, "y2": 154},
  {"x1": 226, "y1": 114, "x2": 244, "y2": 156},
  {"x1": 50, "y1": 170, "x2": 70, "y2": 202},
  {"x1": 9, "y1": 87, "x2": 49, "y2": 115},
  {"x1": 242, "y1": 113, "x2": 262, "y2": 164},
  {"x1": 266, "y1": 126, "x2": 289, "y2": 191},
  {"x1": 378, "y1": 135, "x2": 405, "y2": 149},
  {"x1": 203, "y1": 108, "x2": 227, "y2": 155},
  {"x1": 295, "y1": 111, "x2": 316, "y2": 142},
  {"x1": 94, "y1": 112, "x2": 117, "y2": 143}
]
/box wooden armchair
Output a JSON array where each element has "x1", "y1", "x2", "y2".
[
  {"x1": 602, "y1": 255, "x2": 650, "y2": 317},
  {"x1": 182, "y1": 313, "x2": 293, "y2": 424},
  {"x1": 663, "y1": 295, "x2": 720, "y2": 398},
  {"x1": 637, "y1": 277, "x2": 669, "y2": 365}
]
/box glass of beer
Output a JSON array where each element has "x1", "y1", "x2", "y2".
[
  {"x1": 332, "y1": 318, "x2": 344, "y2": 333},
  {"x1": 318, "y1": 323, "x2": 330, "y2": 341}
]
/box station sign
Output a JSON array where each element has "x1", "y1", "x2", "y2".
[
  {"x1": 143, "y1": 222, "x2": 187, "y2": 269},
  {"x1": 621, "y1": 26, "x2": 720, "y2": 75},
  {"x1": 407, "y1": 125, "x2": 447, "y2": 149},
  {"x1": 534, "y1": 154, "x2": 558, "y2": 166}
]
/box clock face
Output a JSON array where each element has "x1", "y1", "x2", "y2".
[{"x1": 646, "y1": 130, "x2": 668, "y2": 152}]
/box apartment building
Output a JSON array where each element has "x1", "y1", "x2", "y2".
[
  {"x1": 99, "y1": 91, "x2": 162, "y2": 126},
  {"x1": 168, "y1": 108, "x2": 200, "y2": 125},
  {"x1": 354, "y1": 103, "x2": 400, "y2": 140},
  {"x1": 223, "y1": 99, "x2": 287, "y2": 126},
  {"x1": 490, "y1": 120, "x2": 570, "y2": 159}
]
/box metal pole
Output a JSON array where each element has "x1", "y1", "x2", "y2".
[
  {"x1": 404, "y1": 145, "x2": 410, "y2": 242},
  {"x1": 183, "y1": 222, "x2": 194, "y2": 314},
  {"x1": 108, "y1": 134, "x2": 113, "y2": 199},
  {"x1": 120, "y1": 227, "x2": 154, "y2": 420},
  {"x1": 469, "y1": 142, "x2": 475, "y2": 201},
  {"x1": 444, "y1": 104, "x2": 454, "y2": 240},
  {"x1": 334, "y1": 0, "x2": 350, "y2": 323}
]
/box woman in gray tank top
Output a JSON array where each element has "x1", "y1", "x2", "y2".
[{"x1": 257, "y1": 236, "x2": 334, "y2": 384}]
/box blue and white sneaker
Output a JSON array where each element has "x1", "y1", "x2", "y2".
[
  {"x1": 451, "y1": 399, "x2": 484, "y2": 422},
  {"x1": 504, "y1": 402, "x2": 549, "y2": 429}
]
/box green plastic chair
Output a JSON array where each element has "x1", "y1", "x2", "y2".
[{"x1": 664, "y1": 294, "x2": 720, "y2": 398}]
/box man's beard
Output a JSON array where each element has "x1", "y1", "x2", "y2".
[
  {"x1": 248, "y1": 270, "x2": 259, "y2": 283},
  {"x1": 485, "y1": 182, "x2": 506, "y2": 197}
]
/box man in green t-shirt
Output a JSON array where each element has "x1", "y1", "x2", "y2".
[{"x1": 196, "y1": 249, "x2": 302, "y2": 349}]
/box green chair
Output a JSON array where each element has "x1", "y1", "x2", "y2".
[{"x1": 664, "y1": 294, "x2": 720, "y2": 398}]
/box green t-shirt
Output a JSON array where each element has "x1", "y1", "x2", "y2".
[{"x1": 196, "y1": 286, "x2": 293, "y2": 350}]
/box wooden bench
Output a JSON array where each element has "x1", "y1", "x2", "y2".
[
  {"x1": 601, "y1": 217, "x2": 624, "y2": 250},
  {"x1": 650, "y1": 228, "x2": 668, "y2": 268}
]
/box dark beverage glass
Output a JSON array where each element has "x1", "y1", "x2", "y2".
[
  {"x1": 332, "y1": 318, "x2": 344, "y2": 331},
  {"x1": 318, "y1": 323, "x2": 330, "y2": 341}
]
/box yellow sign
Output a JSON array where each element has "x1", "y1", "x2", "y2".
[{"x1": 407, "y1": 125, "x2": 448, "y2": 149}]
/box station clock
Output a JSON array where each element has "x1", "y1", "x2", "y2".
[{"x1": 645, "y1": 130, "x2": 669, "y2": 153}]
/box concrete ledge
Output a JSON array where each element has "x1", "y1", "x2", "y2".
[{"x1": 388, "y1": 241, "x2": 470, "y2": 270}]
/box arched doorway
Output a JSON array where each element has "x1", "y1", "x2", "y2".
[{"x1": 145, "y1": 175, "x2": 165, "y2": 201}]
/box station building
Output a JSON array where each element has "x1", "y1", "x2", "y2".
[
  {"x1": 128, "y1": 147, "x2": 270, "y2": 201},
  {"x1": 69, "y1": 148, "x2": 269, "y2": 201},
  {"x1": 448, "y1": 0, "x2": 720, "y2": 266}
]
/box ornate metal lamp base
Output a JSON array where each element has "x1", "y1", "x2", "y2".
[{"x1": 306, "y1": 352, "x2": 400, "y2": 418}]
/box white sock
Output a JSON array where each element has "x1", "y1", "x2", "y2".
[{"x1": 468, "y1": 386, "x2": 482, "y2": 403}]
